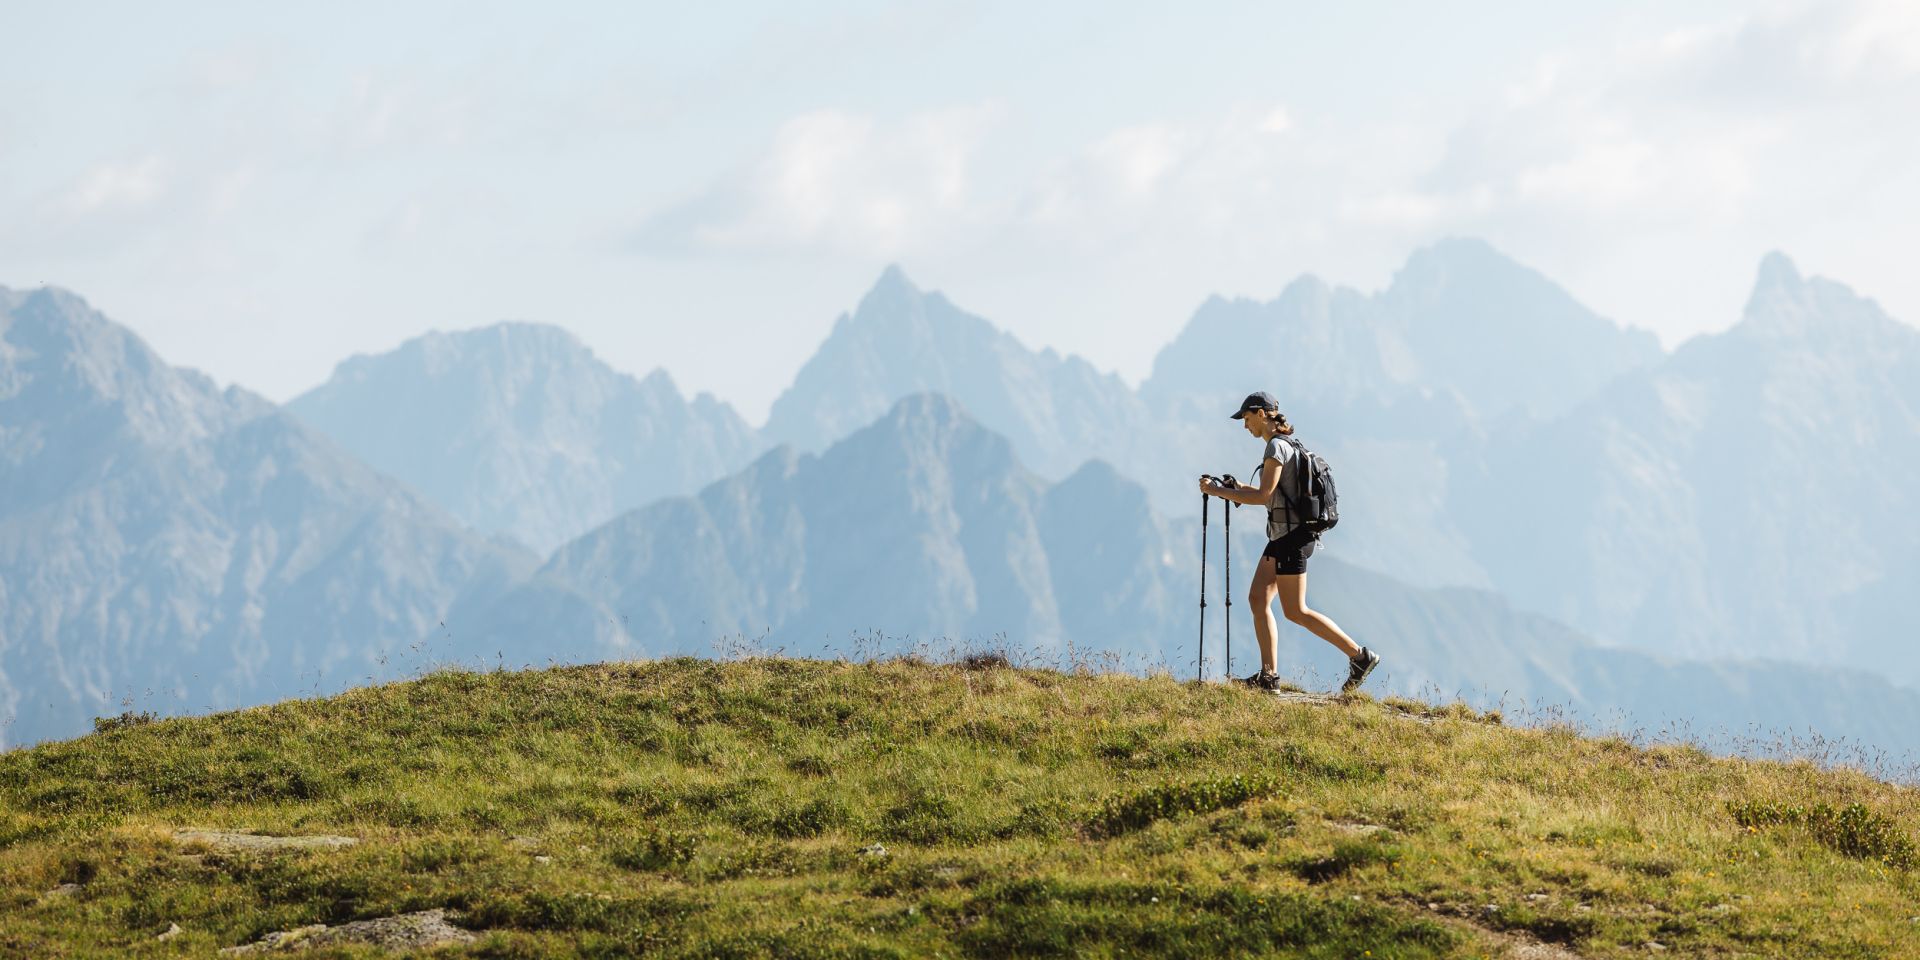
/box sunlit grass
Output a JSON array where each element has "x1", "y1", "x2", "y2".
[{"x1": 2, "y1": 656, "x2": 1917, "y2": 956}]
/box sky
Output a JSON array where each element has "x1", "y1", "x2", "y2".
[{"x1": 5, "y1": 0, "x2": 1919, "y2": 423}]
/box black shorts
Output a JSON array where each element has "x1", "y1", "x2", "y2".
[{"x1": 1261, "y1": 526, "x2": 1317, "y2": 575}]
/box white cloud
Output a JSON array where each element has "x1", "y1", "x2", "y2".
[
  {"x1": 633, "y1": 102, "x2": 1006, "y2": 258},
  {"x1": 61, "y1": 155, "x2": 168, "y2": 215},
  {"x1": 1084, "y1": 124, "x2": 1186, "y2": 198},
  {"x1": 11, "y1": 0, "x2": 1918, "y2": 417},
  {"x1": 606, "y1": 0, "x2": 1911, "y2": 356},
  {"x1": 1011, "y1": 101, "x2": 1332, "y2": 246},
  {"x1": 1448, "y1": 2, "x2": 1917, "y2": 219}
]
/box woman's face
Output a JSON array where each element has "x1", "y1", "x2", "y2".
[{"x1": 1242, "y1": 409, "x2": 1269, "y2": 437}]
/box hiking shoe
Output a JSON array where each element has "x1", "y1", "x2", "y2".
[
  {"x1": 1341, "y1": 647, "x2": 1380, "y2": 694},
  {"x1": 1237, "y1": 669, "x2": 1283, "y2": 691}
]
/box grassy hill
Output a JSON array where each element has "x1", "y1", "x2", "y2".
[{"x1": 3, "y1": 657, "x2": 1917, "y2": 957}]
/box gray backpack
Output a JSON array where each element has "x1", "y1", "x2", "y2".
[{"x1": 1272, "y1": 435, "x2": 1339, "y2": 535}]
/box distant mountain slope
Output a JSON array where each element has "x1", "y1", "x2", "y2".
[
  {"x1": 504, "y1": 393, "x2": 1072, "y2": 655},
  {"x1": 756, "y1": 245, "x2": 1911, "y2": 686},
  {"x1": 456, "y1": 393, "x2": 1920, "y2": 759},
  {"x1": 0, "y1": 286, "x2": 534, "y2": 749},
  {"x1": 752, "y1": 242, "x2": 1657, "y2": 593},
  {"x1": 289, "y1": 323, "x2": 761, "y2": 554},
  {"x1": 1144, "y1": 237, "x2": 1662, "y2": 424},
  {"x1": 761, "y1": 266, "x2": 1154, "y2": 483},
  {"x1": 1383, "y1": 237, "x2": 1664, "y2": 421},
  {"x1": 1138, "y1": 239, "x2": 1664, "y2": 591},
  {"x1": 1455, "y1": 254, "x2": 1920, "y2": 672}
]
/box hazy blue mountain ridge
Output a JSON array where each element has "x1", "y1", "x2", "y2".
[
  {"x1": 289, "y1": 322, "x2": 761, "y2": 554},
  {"x1": 744, "y1": 244, "x2": 1913, "y2": 681},
  {"x1": 0, "y1": 286, "x2": 535, "y2": 750},
  {"x1": 755, "y1": 242, "x2": 1648, "y2": 592},
  {"x1": 1138, "y1": 238, "x2": 1663, "y2": 590},
  {"x1": 462, "y1": 394, "x2": 1072, "y2": 658},
  {"x1": 1454, "y1": 253, "x2": 1920, "y2": 670},
  {"x1": 275, "y1": 240, "x2": 1662, "y2": 597},
  {"x1": 762, "y1": 266, "x2": 1156, "y2": 484},
  {"x1": 1381, "y1": 237, "x2": 1664, "y2": 421},
  {"x1": 265, "y1": 240, "x2": 1920, "y2": 683}
]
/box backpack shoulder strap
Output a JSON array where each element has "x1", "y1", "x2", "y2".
[{"x1": 1268, "y1": 433, "x2": 1305, "y2": 517}]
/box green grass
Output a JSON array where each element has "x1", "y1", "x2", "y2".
[
  {"x1": 1087, "y1": 774, "x2": 1281, "y2": 837},
  {"x1": 1726, "y1": 799, "x2": 1918, "y2": 869},
  {"x1": 2, "y1": 656, "x2": 1918, "y2": 957}
]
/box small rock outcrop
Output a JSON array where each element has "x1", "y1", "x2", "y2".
[
  {"x1": 172, "y1": 830, "x2": 358, "y2": 852},
  {"x1": 220, "y1": 909, "x2": 474, "y2": 955}
]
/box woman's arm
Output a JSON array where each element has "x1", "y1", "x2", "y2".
[{"x1": 1208, "y1": 456, "x2": 1282, "y2": 506}]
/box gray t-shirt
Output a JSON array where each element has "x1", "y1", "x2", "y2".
[{"x1": 1254, "y1": 435, "x2": 1302, "y2": 540}]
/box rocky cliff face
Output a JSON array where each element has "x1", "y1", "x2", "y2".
[{"x1": 0, "y1": 286, "x2": 534, "y2": 749}]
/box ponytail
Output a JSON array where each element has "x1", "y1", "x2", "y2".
[{"x1": 1275, "y1": 412, "x2": 1294, "y2": 435}]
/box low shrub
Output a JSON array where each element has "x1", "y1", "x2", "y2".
[
  {"x1": 1727, "y1": 799, "x2": 1916, "y2": 869},
  {"x1": 1088, "y1": 774, "x2": 1281, "y2": 838},
  {"x1": 1289, "y1": 837, "x2": 1401, "y2": 883},
  {"x1": 91, "y1": 710, "x2": 157, "y2": 733},
  {"x1": 609, "y1": 828, "x2": 699, "y2": 871}
]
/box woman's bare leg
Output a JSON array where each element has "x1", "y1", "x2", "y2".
[
  {"x1": 1248, "y1": 557, "x2": 1281, "y2": 673},
  {"x1": 1275, "y1": 572, "x2": 1361, "y2": 658}
]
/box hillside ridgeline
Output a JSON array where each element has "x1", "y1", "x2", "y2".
[{"x1": 2, "y1": 658, "x2": 1916, "y2": 957}]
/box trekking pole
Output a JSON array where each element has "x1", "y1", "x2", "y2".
[
  {"x1": 1224, "y1": 484, "x2": 1233, "y2": 681},
  {"x1": 1197, "y1": 488, "x2": 1209, "y2": 682}
]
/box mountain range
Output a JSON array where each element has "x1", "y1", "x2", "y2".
[
  {"x1": 4, "y1": 237, "x2": 1917, "y2": 755},
  {"x1": 1454, "y1": 253, "x2": 1920, "y2": 667},
  {"x1": 450, "y1": 392, "x2": 1920, "y2": 759},
  {"x1": 711, "y1": 242, "x2": 1917, "y2": 672}
]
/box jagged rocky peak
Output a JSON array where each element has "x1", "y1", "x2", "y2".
[
  {"x1": 1385, "y1": 236, "x2": 1592, "y2": 319},
  {"x1": 1275, "y1": 270, "x2": 1335, "y2": 304},
  {"x1": 1736, "y1": 250, "x2": 1904, "y2": 342},
  {"x1": 4, "y1": 285, "x2": 156, "y2": 382},
  {"x1": 1753, "y1": 250, "x2": 1802, "y2": 293},
  {"x1": 1740, "y1": 251, "x2": 1810, "y2": 315},
  {"x1": 819, "y1": 390, "x2": 1026, "y2": 477},
  {"x1": 339, "y1": 321, "x2": 600, "y2": 380},
  {"x1": 846, "y1": 263, "x2": 928, "y2": 319},
  {"x1": 635, "y1": 365, "x2": 682, "y2": 396},
  {"x1": 0, "y1": 283, "x2": 267, "y2": 444},
  {"x1": 288, "y1": 317, "x2": 760, "y2": 554},
  {"x1": 871, "y1": 262, "x2": 918, "y2": 295},
  {"x1": 847, "y1": 263, "x2": 983, "y2": 333},
  {"x1": 1396, "y1": 235, "x2": 1516, "y2": 278}
]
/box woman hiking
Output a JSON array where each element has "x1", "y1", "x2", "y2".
[{"x1": 1198, "y1": 391, "x2": 1380, "y2": 694}]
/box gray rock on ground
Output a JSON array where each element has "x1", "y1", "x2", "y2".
[
  {"x1": 220, "y1": 908, "x2": 474, "y2": 955},
  {"x1": 173, "y1": 830, "x2": 359, "y2": 852}
]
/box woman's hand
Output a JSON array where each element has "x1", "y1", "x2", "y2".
[{"x1": 1198, "y1": 476, "x2": 1222, "y2": 498}]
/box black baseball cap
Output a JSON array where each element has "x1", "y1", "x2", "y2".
[{"x1": 1229, "y1": 391, "x2": 1279, "y2": 419}]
